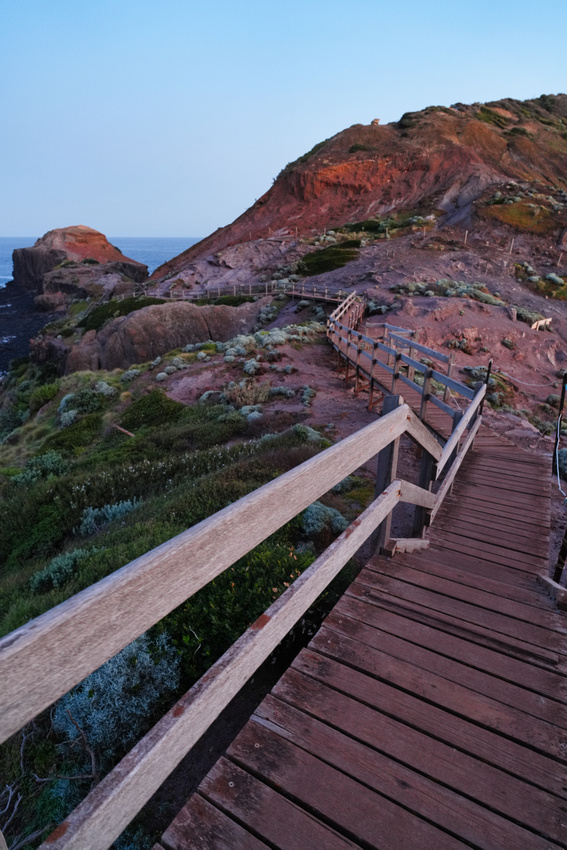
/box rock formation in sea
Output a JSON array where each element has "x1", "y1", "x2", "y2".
[{"x1": 12, "y1": 225, "x2": 148, "y2": 309}]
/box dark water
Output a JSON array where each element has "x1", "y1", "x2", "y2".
[{"x1": 0, "y1": 236, "x2": 202, "y2": 373}]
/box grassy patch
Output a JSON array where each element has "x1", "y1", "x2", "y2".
[
  {"x1": 479, "y1": 201, "x2": 557, "y2": 234},
  {"x1": 78, "y1": 296, "x2": 164, "y2": 333},
  {"x1": 475, "y1": 106, "x2": 510, "y2": 129},
  {"x1": 300, "y1": 245, "x2": 359, "y2": 276}
]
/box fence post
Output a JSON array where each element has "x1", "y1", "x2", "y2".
[
  {"x1": 391, "y1": 352, "x2": 401, "y2": 393},
  {"x1": 553, "y1": 373, "x2": 567, "y2": 474},
  {"x1": 420, "y1": 367, "x2": 432, "y2": 422},
  {"x1": 368, "y1": 342, "x2": 379, "y2": 411},
  {"x1": 372, "y1": 395, "x2": 402, "y2": 553},
  {"x1": 444, "y1": 353, "x2": 455, "y2": 403},
  {"x1": 413, "y1": 443, "x2": 436, "y2": 536}
]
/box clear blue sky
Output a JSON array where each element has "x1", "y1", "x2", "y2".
[{"x1": 1, "y1": 0, "x2": 565, "y2": 238}]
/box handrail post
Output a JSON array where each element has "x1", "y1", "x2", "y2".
[
  {"x1": 372, "y1": 395, "x2": 402, "y2": 554},
  {"x1": 391, "y1": 352, "x2": 401, "y2": 393},
  {"x1": 479, "y1": 358, "x2": 493, "y2": 416},
  {"x1": 553, "y1": 373, "x2": 567, "y2": 474},
  {"x1": 446, "y1": 410, "x2": 463, "y2": 496},
  {"x1": 444, "y1": 353, "x2": 455, "y2": 403},
  {"x1": 413, "y1": 444, "x2": 437, "y2": 536},
  {"x1": 420, "y1": 367, "x2": 433, "y2": 422}
]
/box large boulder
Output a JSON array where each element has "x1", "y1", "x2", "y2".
[
  {"x1": 12, "y1": 226, "x2": 148, "y2": 291},
  {"x1": 65, "y1": 298, "x2": 270, "y2": 372}
]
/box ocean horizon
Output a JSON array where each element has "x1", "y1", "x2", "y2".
[{"x1": 0, "y1": 236, "x2": 202, "y2": 284}]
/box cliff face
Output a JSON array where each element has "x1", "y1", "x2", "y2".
[
  {"x1": 154, "y1": 94, "x2": 567, "y2": 278},
  {"x1": 12, "y1": 225, "x2": 147, "y2": 291}
]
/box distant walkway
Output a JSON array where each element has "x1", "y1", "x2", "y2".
[{"x1": 158, "y1": 427, "x2": 566, "y2": 849}]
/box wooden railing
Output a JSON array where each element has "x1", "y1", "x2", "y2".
[
  {"x1": 327, "y1": 299, "x2": 473, "y2": 420},
  {"x1": 143, "y1": 280, "x2": 353, "y2": 304},
  {"x1": 0, "y1": 376, "x2": 487, "y2": 849}
]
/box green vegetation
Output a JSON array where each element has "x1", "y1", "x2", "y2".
[
  {"x1": 78, "y1": 296, "x2": 164, "y2": 333},
  {"x1": 475, "y1": 106, "x2": 510, "y2": 129},
  {"x1": 300, "y1": 244, "x2": 360, "y2": 276},
  {"x1": 479, "y1": 200, "x2": 557, "y2": 235},
  {"x1": 194, "y1": 294, "x2": 255, "y2": 307}
]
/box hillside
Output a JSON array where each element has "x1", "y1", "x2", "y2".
[{"x1": 154, "y1": 93, "x2": 567, "y2": 278}]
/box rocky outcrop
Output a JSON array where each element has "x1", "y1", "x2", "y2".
[
  {"x1": 64, "y1": 298, "x2": 270, "y2": 372},
  {"x1": 154, "y1": 94, "x2": 567, "y2": 280},
  {"x1": 12, "y1": 226, "x2": 147, "y2": 292}
]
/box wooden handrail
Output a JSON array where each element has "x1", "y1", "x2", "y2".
[{"x1": 1, "y1": 404, "x2": 431, "y2": 746}]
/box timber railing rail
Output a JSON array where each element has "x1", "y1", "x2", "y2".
[
  {"x1": 143, "y1": 279, "x2": 353, "y2": 303},
  {"x1": 0, "y1": 383, "x2": 486, "y2": 848},
  {"x1": 327, "y1": 294, "x2": 476, "y2": 423}
]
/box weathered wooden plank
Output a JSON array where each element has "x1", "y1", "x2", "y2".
[
  {"x1": 311, "y1": 625, "x2": 567, "y2": 757},
  {"x1": 253, "y1": 701, "x2": 562, "y2": 849},
  {"x1": 265, "y1": 676, "x2": 567, "y2": 845},
  {"x1": 364, "y1": 558, "x2": 561, "y2": 629},
  {"x1": 293, "y1": 650, "x2": 567, "y2": 797},
  {"x1": 198, "y1": 760, "x2": 357, "y2": 849},
  {"x1": 432, "y1": 517, "x2": 550, "y2": 555},
  {"x1": 344, "y1": 581, "x2": 564, "y2": 672},
  {"x1": 333, "y1": 593, "x2": 567, "y2": 701},
  {"x1": 37, "y1": 482, "x2": 402, "y2": 850},
  {"x1": 227, "y1": 719, "x2": 466, "y2": 850},
  {"x1": 324, "y1": 610, "x2": 567, "y2": 727},
  {"x1": 161, "y1": 793, "x2": 270, "y2": 850},
  {"x1": 1, "y1": 404, "x2": 412, "y2": 746},
  {"x1": 427, "y1": 529, "x2": 550, "y2": 571},
  {"x1": 385, "y1": 553, "x2": 554, "y2": 610},
  {"x1": 353, "y1": 570, "x2": 567, "y2": 648}
]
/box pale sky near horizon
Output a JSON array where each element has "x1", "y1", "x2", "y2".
[{"x1": 1, "y1": 0, "x2": 566, "y2": 238}]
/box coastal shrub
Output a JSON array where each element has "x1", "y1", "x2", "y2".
[
  {"x1": 81, "y1": 257, "x2": 100, "y2": 265},
  {"x1": 30, "y1": 548, "x2": 94, "y2": 593},
  {"x1": 78, "y1": 297, "x2": 164, "y2": 333},
  {"x1": 12, "y1": 450, "x2": 69, "y2": 485},
  {"x1": 52, "y1": 632, "x2": 180, "y2": 766},
  {"x1": 72, "y1": 387, "x2": 104, "y2": 413},
  {"x1": 43, "y1": 412, "x2": 103, "y2": 453},
  {"x1": 223, "y1": 379, "x2": 271, "y2": 408},
  {"x1": 120, "y1": 390, "x2": 185, "y2": 430},
  {"x1": 29, "y1": 381, "x2": 60, "y2": 415},
  {"x1": 302, "y1": 501, "x2": 349, "y2": 536},
  {"x1": 78, "y1": 499, "x2": 143, "y2": 535}
]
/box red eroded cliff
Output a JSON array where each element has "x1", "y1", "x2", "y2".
[{"x1": 154, "y1": 94, "x2": 567, "y2": 279}]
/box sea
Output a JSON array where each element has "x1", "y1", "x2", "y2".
[{"x1": 0, "y1": 236, "x2": 201, "y2": 372}]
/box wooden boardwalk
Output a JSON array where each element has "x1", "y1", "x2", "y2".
[{"x1": 156, "y1": 429, "x2": 567, "y2": 849}]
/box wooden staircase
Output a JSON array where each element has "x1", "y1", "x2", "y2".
[{"x1": 157, "y1": 429, "x2": 567, "y2": 849}]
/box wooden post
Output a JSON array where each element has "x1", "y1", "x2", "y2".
[
  {"x1": 372, "y1": 395, "x2": 402, "y2": 553},
  {"x1": 444, "y1": 353, "x2": 455, "y2": 403},
  {"x1": 447, "y1": 410, "x2": 463, "y2": 495},
  {"x1": 368, "y1": 342, "x2": 379, "y2": 411},
  {"x1": 553, "y1": 373, "x2": 567, "y2": 475},
  {"x1": 464, "y1": 229, "x2": 468, "y2": 245},
  {"x1": 553, "y1": 524, "x2": 567, "y2": 583},
  {"x1": 510, "y1": 238, "x2": 515, "y2": 254},
  {"x1": 391, "y1": 352, "x2": 401, "y2": 393},
  {"x1": 412, "y1": 444, "x2": 436, "y2": 536},
  {"x1": 420, "y1": 367, "x2": 432, "y2": 422},
  {"x1": 407, "y1": 346, "x2": 415, "y2": 383}
]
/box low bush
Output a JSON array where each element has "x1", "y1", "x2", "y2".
[
  {"x1": 78, "y1": 297, "x2": 164, "y2": 333},
  {"x1": 77, "y1": 499, "x2": 143, "y2": 535},
  {"x1": 120, "y1": 390, "x2": 185, "y2": 431},
  {"x1": 30, "y1": 547, "x2": 94, "y2": 593},
  {"x1": 42, "y1": 413, "x2": 103, "y2": 454},
  {"x1": 29, "y1": 381, "x2": 60, "y2": 415}
]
